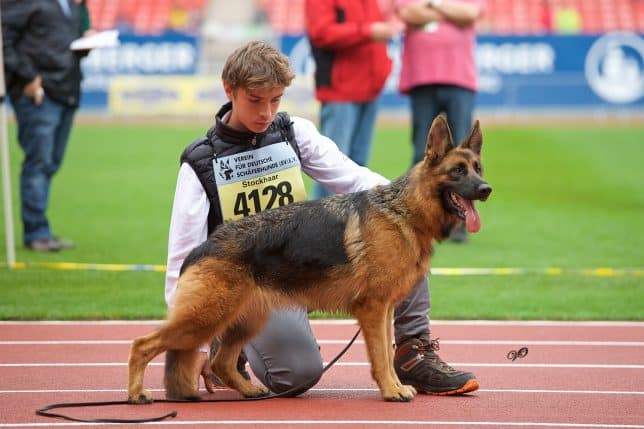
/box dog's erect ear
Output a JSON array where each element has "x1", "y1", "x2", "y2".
[
  {"x1": 425, "y1": 114, "x2": 454, "y2": 165},
  {"x1": 460, "y1": 120, "x2": 482, "y2": 155}
]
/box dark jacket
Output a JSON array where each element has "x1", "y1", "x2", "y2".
[
  {"x1": 1, "y1": 0, "x2": 86, "y2": 107},
  {"x1": 181, "y1": 102, "x2": 300, "y2": 233},
  {"x1": 305, "y1": 0, "x2": 392, "y2": 103}
]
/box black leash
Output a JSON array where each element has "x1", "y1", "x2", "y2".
[
  {"x1": 35, "y1": 400, "x2": 177, "y2": 424},
  {"x1": 36, "y1": 328, "x2": 362, "y2": 424}
]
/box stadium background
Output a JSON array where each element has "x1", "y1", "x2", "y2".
[
  {"x1": 1, "y1": 0, "x2": 643, "y2": 321},
  {"x1": 81, "y1": 0, "x2": 644, "y2": 120},
  {"x1": 0, "y1": 9, "x2": 642, "y2": 428}
]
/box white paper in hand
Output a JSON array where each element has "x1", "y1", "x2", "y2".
[{"x1": 70, "y1": 29, "x2": 119, "y2": 51}]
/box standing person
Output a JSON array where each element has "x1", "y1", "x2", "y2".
[
  {"x1": 305, "y1": 0, "x2": 399, "y2": 199},
  {"x1": 1, "y1": 0, "x2": 91, "y2": 252},
  {"x1": 167, "y1": 41, "x2": 479, "y2": 397},
  {"x1": 396, "y1": 0, "x2": 484, "y2": 242}
]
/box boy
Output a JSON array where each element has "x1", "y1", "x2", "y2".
[{"x1": 165, "y1": 40, "x2": 479, "y2": 396}]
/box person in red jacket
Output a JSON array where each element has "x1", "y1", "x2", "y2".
[{"x1": 305, "y1": 0, "x2": 399, "y2": 198}]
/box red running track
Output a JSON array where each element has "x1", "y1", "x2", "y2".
[{"x1": 0, "y1": 320, "x2": 643, "y2": 428}]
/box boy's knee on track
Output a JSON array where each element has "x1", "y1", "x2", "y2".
[{"x1": 264, "y1": 359, "x2": 324, "y2": 396}]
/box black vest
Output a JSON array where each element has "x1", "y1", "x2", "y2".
[{"x1": 180, "y1": 102, "x2": 301, "y2": 233}]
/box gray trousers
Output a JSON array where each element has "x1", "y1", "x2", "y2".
[{"x1": 243, "y1": 276, "x2": 430, "y2": 395}]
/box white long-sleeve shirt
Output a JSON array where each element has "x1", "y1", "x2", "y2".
[{"x1": 165, "y1": 115, "x2": 389, "y2": 306}]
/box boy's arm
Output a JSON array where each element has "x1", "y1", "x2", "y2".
[
  {"x1": 164, "y1": 163, "x2": 209, "y2": 307},
  {"x1": 293, "y1": 117, "x2": 390, "y2": 193},
  {"x1": 165, "y1": 163, "x2": 214, "y2": 390}
]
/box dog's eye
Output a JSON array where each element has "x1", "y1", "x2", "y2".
[
  {"x1": 450, "y1": 164, "x2": 466, "y2": 178},
  {"x1": 473, "y1": 161, "x2": 482, "y2": 174}
]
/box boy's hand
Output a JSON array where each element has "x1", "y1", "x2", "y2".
[{"x1": 198, "y1": 351, "x2": 217, "y2": 393}]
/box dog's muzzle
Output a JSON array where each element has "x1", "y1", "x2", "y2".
[{"x1": 477, "y1": 183, "x2": 492, "y2": 201}]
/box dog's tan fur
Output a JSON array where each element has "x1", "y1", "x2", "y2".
[{"x1": 127, "y1": 115, "x2": 491, "y2": 403}]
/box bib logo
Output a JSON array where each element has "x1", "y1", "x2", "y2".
[
  {"x1": 585, "y1": 32, "x2": 644, "y2": 104},
  {"x1": 218, "y1": 159, "x2": 234, "y2": 181}
]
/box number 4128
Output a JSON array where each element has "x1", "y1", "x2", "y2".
[{"x1": 233, "y1": 181, "x2": 295, "y2": 217}]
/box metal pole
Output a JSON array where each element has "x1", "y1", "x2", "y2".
[{"x1": 0, "y1": 4, "x2": 17, "y2": 268}]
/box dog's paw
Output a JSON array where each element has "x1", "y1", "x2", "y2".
[
  {"x1": 382, "y1": 384, "x2": 416, "y2": 402},
  {"x1": 128, "y1": 389, "x2": 153, "y2": 404},
  {"x1": 241, "y1": 384, "x2": 270, "y2": 398}
]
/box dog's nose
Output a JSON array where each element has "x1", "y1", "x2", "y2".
[{"x1": 478, "y1": 183, "x2": 492, "y2": 201}]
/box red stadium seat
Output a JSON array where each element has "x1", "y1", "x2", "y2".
[
  {"x1": 85, "y1": 0, "x2": 639, "y2": 36},
  {"x1": 86, "y1": 0, "x2": 207, "y2": 34}
]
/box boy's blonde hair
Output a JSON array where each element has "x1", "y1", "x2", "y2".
[{"x1": 222, "y1": 41, "x2": 295, "y2": 90}]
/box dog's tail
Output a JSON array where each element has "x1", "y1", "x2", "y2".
[{"x1": 164, "y1": 348, "x2": 201, "y2": 400}]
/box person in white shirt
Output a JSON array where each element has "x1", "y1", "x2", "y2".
[{"x1": 165, "y1": 40, "x2": 479, "y2": 396}]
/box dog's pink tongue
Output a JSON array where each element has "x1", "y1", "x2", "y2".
[{"x1": 460, "y1": 198, "x2": 481, "y2": 233}]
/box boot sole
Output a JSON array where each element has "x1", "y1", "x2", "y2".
[{"x1": 410, "y1": 378, "x2": 480, "y2": 396}]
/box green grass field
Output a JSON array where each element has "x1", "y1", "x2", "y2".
[{"x1": 1, "y1": 119, "x2": 643, "y2": 320}]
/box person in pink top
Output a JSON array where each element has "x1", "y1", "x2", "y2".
[{"x1": 396, "y1": 0, "x2": 485, "y2": 242}]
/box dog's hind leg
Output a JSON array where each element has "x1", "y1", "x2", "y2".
[
  {"x1": 354, "y1": 300, "x2": 416, "y2": 402},
  {"x1": 128, "y1": 329, "x2": 168, "y2": 404},
  {"x1": 212, "y1": 309, "x2": 271, "y2": 398},
  {"x1": 130, "y1": 261, "x2": 251, "y2": 403},
  {"x1": 164, "y1": 348, "x2": 202, "y2": 400},
  {"x1": 162, "y1": 261, "x2": 264, "y2": 400},
  {"x1": 128, "y1": 318, "x2": 213, "y2": 403}
]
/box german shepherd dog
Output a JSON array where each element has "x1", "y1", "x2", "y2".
[{"x1": 127, "y1": 115, "x2": 491, "y2": 403}]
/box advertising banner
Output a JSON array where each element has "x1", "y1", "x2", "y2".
[
  {"x1": 282, "y1": 32, "x2": 644, "y2": 113},
  {"x1": 81, "y1": 32, "x2": 199, "y2": 109},
  {"x1": 80, "y1": 32, "x2": 643, "y2": 115}
]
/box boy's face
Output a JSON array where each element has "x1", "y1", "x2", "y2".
[{"x1": 224, "y1": 84, "x2": 284, "y2": 134}]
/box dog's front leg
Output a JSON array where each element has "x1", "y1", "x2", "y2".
[
  {"x1": 354, "y1": 301, "x2": 416, "y2": 402},
  {"x1": 385, "y1": 304, "x2": 398, "y2": 386},
  {"x1": 385, "y1": 304, "x2": 416, "y2": 394}
]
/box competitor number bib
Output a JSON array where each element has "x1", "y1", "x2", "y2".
[{"x1": 213, "y1": 142, "x2": 307, "y2": 222}]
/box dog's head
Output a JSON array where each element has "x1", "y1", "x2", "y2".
[{"x1": 423, "y1": 114, "x2": 492, "y2": 237}]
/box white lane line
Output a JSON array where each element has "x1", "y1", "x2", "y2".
[
  {"x1": 0, "y1": 420, "x2": 642, "y2": 428},
  {"x1": 435, "y1": 340, "x2": 644, "y2": 346},
  {"x1": 430, "y1": 321, "x2": 644, "y2": 327},
  {"x1": 1, "y1": 387, "x2": 643, "y2": 395},
  {"x1": 1, "y1": 339, "x2": 643, "y2": 346},
  {"x1": 323, "y1": 363, "x2": 644, "y2": 369},
  {"x1": 1, "y1": 362, "x2": 643, "y2": 369},
  {"x1": 1, "y1": 320, "x2": 643, "y2": 327},
  {"x1": 0, "y1": 341, "x2": 132, "y2": 345}
]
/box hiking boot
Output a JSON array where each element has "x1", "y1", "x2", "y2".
[
  {"x1": 394, "y1": 337, "x2": 479, "y2": 395},
  {"x1": 208, "y1": 339, "x2": 251, "y2": 387}
]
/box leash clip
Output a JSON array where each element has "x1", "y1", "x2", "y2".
[{"x1": 506, "y1": 347, "x2": 529, "y2": 361}]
